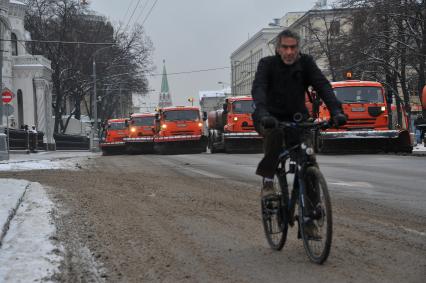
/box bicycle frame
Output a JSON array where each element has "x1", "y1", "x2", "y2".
[{"x1": 277, "y1": 136, "x2": 318, "y2": 226}]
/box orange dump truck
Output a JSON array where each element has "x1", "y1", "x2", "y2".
[
  {"x1": 100, "y1": 118, "x2": 128, "y2": 155},
  {"x1": 207, "y1": 96, "x2": 262, "y2": 153},
  {"x1": 414, "y1": 85, "x2": 426, "y2": 145},
  {"x1": 310, "y1": 80, "x2": 412, "y2": 153},
  {"x1": 124, "y1": 113, "x2": 156, "y2": 153},
  {"x1": 153, "y1": 106, "x2": 207, "y2": 154}
]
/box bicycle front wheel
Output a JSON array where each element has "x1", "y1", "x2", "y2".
[
  {"x1": 299, "y1": 166, "x2": 332, "y2": 264},
  {"x1": 261, "y1": 174, "x2": 288, "y2": 250}
]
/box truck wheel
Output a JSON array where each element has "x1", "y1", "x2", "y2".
[
  {"x1": 208, "y1": 138, "x2": 217, "y2": 153},
  {"x1": 210, "y1": 144, "x2": 218, "y2": 154}
]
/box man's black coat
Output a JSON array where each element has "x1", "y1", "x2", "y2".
[{"x1": 251, "y1": 53, "x2": 342, "y2": 122}]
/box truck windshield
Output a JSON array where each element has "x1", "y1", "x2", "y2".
[
  {"x1": 334, "y1": 86, "x2": 384, "y2": 103},
  {"x1": 163, "y1": 110, "x2": 199, "y2": 121},
  {"x1": 132, "y1": 116, "x2": 155, "y2": 126},
  {"x1": 232, "y1": 100, "x2": 254, "y2": 114},
  {"x1": 109, "y1": 122, "x2": 126, "y2": 130}
]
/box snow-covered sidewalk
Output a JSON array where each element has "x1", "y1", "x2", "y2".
[
  {"x1": 0, "y1": 151, "x2": 99, "y2": 171},
  {"x1": 0, "y1": 151, "x2": 98, "y2": 282},
  {"x1": 0, "y1": 180, "x2": 61, "y2": 282}
]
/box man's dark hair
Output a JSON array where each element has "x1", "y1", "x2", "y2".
[{"x1": 275, "y1": 29, "x2": 300, "y2": 49}]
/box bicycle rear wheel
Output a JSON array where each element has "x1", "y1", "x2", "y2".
[
  {"x1": 261, "y1": 173, "x2": 288, "y2": 250},
  {"x1": 299, "y1": 166, "x2": 332, "y2": 264}
]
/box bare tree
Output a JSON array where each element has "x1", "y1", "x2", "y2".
[{"x1": 24, "y1": 0, "x2": 153, "y2": 133}]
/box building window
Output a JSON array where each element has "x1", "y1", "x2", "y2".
[
  {"x1": 330, "y1": 20, "x2": 340, "y2": 36},
  {"x1": 11, "y1": 33, "x2": 18, "y2": 56}
]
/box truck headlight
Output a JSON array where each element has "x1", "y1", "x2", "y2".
[
  {"x1": 161, "y1": 124, "x2": 167, "y2": 129},
  {"x1": 381, "y1": 106, "x2": 386, "y2": 111},
  {"x1": 198, "y1": 122, "x2": 203, "y2": 127},
  {"x1": 130, "y1": 127, "x2": 137, "y2": 133},
  {"x1": 233, "y1": 117, "x2": 238, "y2": 121}
]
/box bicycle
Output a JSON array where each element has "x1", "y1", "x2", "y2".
[{"x1": 261, "y1": 119, "x2": 332, "y2": 264}]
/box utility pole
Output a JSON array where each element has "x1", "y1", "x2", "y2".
[
  {"x1": 91, "y1": 58, "x2": 99, "y2": 152},
  {"x1": 0, "y1": 33, "x2": 3, "y2": 125}
]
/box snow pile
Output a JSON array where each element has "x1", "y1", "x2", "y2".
[
  {"x1": 413, "y1": 143, "x2": 426, "y2": 152},
  {"x1": 0, "y1": 180, "x2": 62, "y2": 282},
  {"x1": 0, "y1": 158, "x2": 85, "y2": 171}
]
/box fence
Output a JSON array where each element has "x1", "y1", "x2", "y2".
[
  {"x1": 2, "y1": 128, "x2": 43, "y2": 151},
  {"x1": 53, "y1": 133, "x2": 89, "y2": 150}
]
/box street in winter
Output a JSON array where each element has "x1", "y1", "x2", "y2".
[
  {"x1": 0, "y1": 150, "x2": 426, "y2": 282},
  {"x1": 1, "y1": 0, "x2": 426, "y2": 282}
]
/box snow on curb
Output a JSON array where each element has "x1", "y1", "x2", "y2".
[
  {"x1": 0, "y1": 182, "x2": 30, "y2": 248},
  {"x1": 0, "y1": 181, "x2": 63, "y2": 282},
  {"x1": 0, "y1": 158, "x2": 86, "y2": 171}
]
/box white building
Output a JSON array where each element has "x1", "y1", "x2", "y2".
[{"x1": 0, "y1": 0, "x2": 54, "y2": 148}]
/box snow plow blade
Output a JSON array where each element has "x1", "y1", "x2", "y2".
[
  {"x1": 154, "y1": 135, "x2": 208, "y2": 154},
  {"x1": 223, "y1": 132, "x2": 263, "y2": 153},
  {"x1": 100, "y1": 142, "x2": 127, "y2": 155},
  {"x1": 318, "y1": 130, "x2": 413, "y2": 154},
  {"x1": 124, "y1": 137, "x2": 154, "y2": 154}
]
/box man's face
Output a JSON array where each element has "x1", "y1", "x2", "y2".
[{"x1": 277, "y1": 37, "x2": 299, "y2": 65}]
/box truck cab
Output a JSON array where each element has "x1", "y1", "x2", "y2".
[
  {"x1": 153, "y1": 106, "x2": 207, "y2": 154},
  {"x1": 100, "y1": 118, "x2": 128, "y2": 155},
  {"x1": 207, "y1": 96, "x2": 262, "y2": 153},
  {"x1": 223, "y1": 96, "x2": 256, "y2": 132},
  {"x1": 124, "y1": 113, "x2": 156, "y2": 153},
  {"x1": 327, "y1": 81, "x2": 389, "y2": 131},
  {"x1": 308, "y1": 79, "x2": 412, "y2": 153}
]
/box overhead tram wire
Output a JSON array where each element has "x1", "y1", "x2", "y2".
[
  {"x1": 121, "y1": 0, "x2": 135, "y2": 23},
  {"x1": 134, "y1": 0, "x2": 151, "y2": 25},
  {"x1": 91, "y1": 66, "x2": 231, "y2": 82},
  {"x1": 124, "y1": 0, "x2": 143, "y2": 31},
  {"x1": 0, "y1": 38, "x2": 115, "y2": 46},
  {"x1": 141, "y1": 0, "x2": 159, "y2": 26}
]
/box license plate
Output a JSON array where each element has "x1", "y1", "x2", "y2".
[
  {"x1": 351, "y1": 107, "x2": 365, "y2": 112},
  {"x1": 177, "y1": 124, "x2": 187, "y2": 127}
]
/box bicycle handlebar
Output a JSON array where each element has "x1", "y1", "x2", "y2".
[{"x1": 278, "y1": 120, "x2": 331, "y2": 130}]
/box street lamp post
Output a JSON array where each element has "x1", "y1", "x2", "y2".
[
  {"x1": 92, "y1": 59, "x2": 99, "y2": 152},
  {"x1": 89, "y1": 44, "x2": 116, "y2": 152}
]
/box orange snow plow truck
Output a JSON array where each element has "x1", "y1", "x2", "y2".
[
  {"x1": 310, "y1": 79, "x2": 413, "y2": 153},
  {"x1": 153, "y1": 106, "x2": 207, "y2": 154},
  {"x1": 207, "y1": 96, "x2": 262, "y2": 153},
  {"x1": 124, "y1": 113, "x2": 156, "y2": 153},
  {"x1": 100, "y1": 118, "x2": 128, "y2": 155}
]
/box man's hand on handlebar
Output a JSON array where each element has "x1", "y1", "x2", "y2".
[{"x1": 332, "y1": 112, "x2": 347, "y2": 127}]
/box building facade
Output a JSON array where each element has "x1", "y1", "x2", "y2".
[
  {"x1": 230, "y1": 12, "x2": 305, "y2": 97},
  {"x1": 231, "y1": 27, "x2": 283, "y2": 97},
  {"x1": 0, "y1": 0, "x2": 54, "y2": 148}
]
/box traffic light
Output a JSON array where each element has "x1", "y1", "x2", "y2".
[{"x1": 188, "y1": 97, "x2": 194, "y2": 106}]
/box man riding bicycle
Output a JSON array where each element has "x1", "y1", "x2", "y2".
[{"x1": 251, "y1": 29, "x2": 346, "y2": 237}]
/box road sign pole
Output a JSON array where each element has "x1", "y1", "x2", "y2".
[{"x1": 6, "y1": 103, "x2": 9, "y2": 153}]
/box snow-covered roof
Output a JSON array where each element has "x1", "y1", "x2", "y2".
[{"x1": 199, "y1": 88, "x2": 230, "y2": 100}]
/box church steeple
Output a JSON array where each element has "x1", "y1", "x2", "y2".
[{"x1": 158, "y1": 60, "x2": 172, "y2": 108}]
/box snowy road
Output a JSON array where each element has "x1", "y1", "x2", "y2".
[{"x1": 0, "y1": 152, "x2": 423, "y2": 282}]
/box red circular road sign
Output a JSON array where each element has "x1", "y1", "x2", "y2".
[{"x1": 2, "y1": 89, "x2": 13, "y2": 104}]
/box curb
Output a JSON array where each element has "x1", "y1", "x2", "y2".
[{"x1": 0, "y1": 184, "x2": 30, "y2": 248}]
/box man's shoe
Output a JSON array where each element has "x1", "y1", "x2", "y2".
[
  {"x1": 303, "y1": 218, "x2": 321, "y2": 240},
  {"x1": 261, "y1": 180, "x2": 275, "y2": 198}
]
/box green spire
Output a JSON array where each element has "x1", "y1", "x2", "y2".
[{"x1": 160, "y1": 60, "x2": 169, "y2": 94}]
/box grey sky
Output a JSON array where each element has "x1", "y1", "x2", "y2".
[{"x1": 90, "y1": 0, "x2": 318, "y2": 106}]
